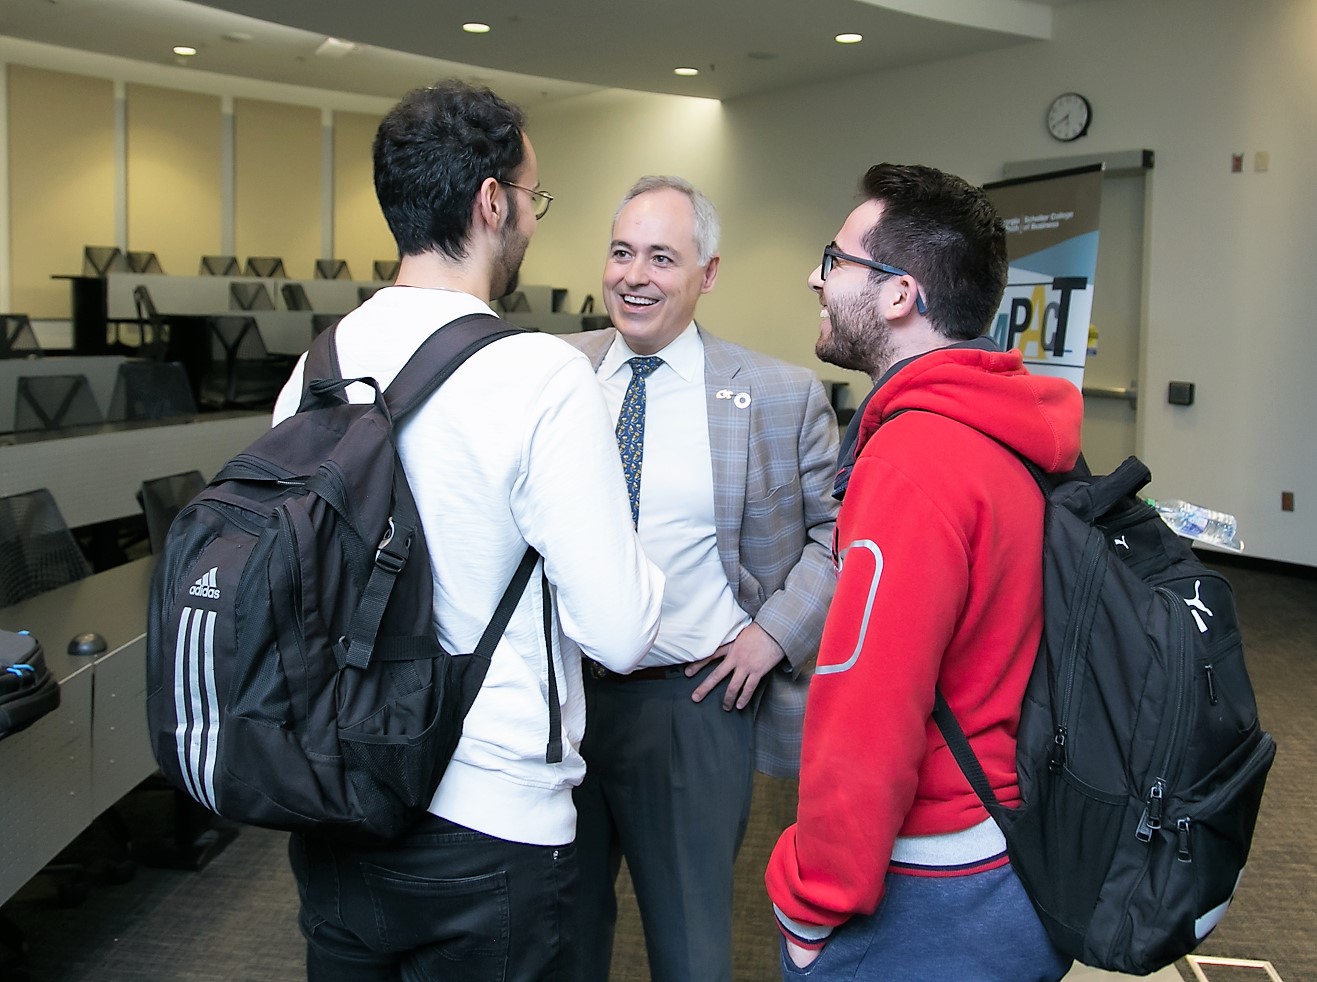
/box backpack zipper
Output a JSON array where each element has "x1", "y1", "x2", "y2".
[
  {"x1": 1135, "y1": 590, "x2": 1193, "y2": 841},
  {"x1": 1169, "y1": 731, "x2": 1275, "y2": 863},
  {"x1": 1051, "y1": 529, "x2": 1107, "y2": 771}
]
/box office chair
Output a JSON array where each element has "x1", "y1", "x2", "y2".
[
  {"x1": 281, "y1": 282, "x2": 313, "y2": 311},
  {"x1": 199, "y1": 255, "x2": 240, "y2": 276},
  {"x1": 372, "y1": 259, "x2": 400, "y2": 281},
  {"x1": 311, "y1": 313, "x2": 341, "y2": 338},
  {"x1": 357, "y1": 286, "x2": 381, "y2": 305},
  {"x1": 13, "y1": 375, "x2": 103, "y2": 433},
  {"x1": 314, "y1": 259, "x2": 350, "y2": 280},
  {"x1": 1, "y1": 314, "x2": 42, "y2": 359},
  {"x1": 82, "y1": 246, "x2": 128, "y2": 277},
  {"x1": 229, "y1": 281, "x2": 275, "y2": 311},
  {"x1": 106, "y1": 362, "x2": 197, "y2": 424},
  {"x1": 126, "y1": 250, "x2": 164, "y2": 274},
  {"x1": 495, "y1": 291, "x2": 531, "y2": 313},
  {"x1": 244, "y1": 256, "x2": 286, "y2": 278},
  {"x1": 200, "y1": 316, "x2": 295, "y2": 410},
  {"x1": 138, "y1": 470, "x2": 205, "y2": 553},
  {"x1": 0, "y1": 488, "x2": 92, "y2": 607}
]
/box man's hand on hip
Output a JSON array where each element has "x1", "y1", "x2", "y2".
[{"x1": 686, "y1": 622, "x2": 785, "y2": 710}]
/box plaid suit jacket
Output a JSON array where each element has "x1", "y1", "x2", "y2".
[{"x1": 565, "y1": 326, "x2": 839, "y2": 777}]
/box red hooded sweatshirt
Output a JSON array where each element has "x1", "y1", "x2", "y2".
[{"x1": 766, "y1": 344, "x2": 1083, "y2": 945}]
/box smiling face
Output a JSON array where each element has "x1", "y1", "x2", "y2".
[
  {"x1": 603, "y1": 188, "x2": 719, "y2": 356},
  {"x1": 809, "y1": 199, "x2": 894, "y2": 377}
]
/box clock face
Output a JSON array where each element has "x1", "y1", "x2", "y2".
[{"x1": 1047, "y1": 93, "x2": 1091, "y2": 142}]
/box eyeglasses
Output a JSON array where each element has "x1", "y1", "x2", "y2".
[
  {"x1": 500, "y1": 181, "x2": 554, "y2": 220},
  {"x1": 821, "y1": 242, "x2": 927, "y2": 315}
]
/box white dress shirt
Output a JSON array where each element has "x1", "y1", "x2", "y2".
[{"x1": 597, "y1": 323, "x2": 750, "y2": 667}]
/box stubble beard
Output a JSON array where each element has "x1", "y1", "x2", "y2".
[
  {"x1": 492, "y1": 201, "x2": 529, "y2": 300},
  {"x1": 816, "y1": 288, "x2": 892, "y2": 379}
]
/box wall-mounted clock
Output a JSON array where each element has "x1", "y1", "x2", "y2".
[{"x1": 1047, "y1": 92, "x2": 1091, "y2": 142}]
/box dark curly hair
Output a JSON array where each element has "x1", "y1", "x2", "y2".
[{"x1": 373, "y1": 80, "x2": 527, "y2": 261}]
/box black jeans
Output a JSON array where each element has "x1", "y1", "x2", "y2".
[{"x1": 289, "y1": 814, "x2": 578, "y2": 981}]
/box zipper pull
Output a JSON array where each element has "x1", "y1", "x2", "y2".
[
  {"x1": 1176, "y1": 817, "x2": 1193, "y2": 862},
  {"x1": 1049, "y1": 725, "x2": 1068, "y2": 773},
  {"x1": 1205, "y1": 664, "x2": 1218, "y2": 705},
  {"x1": 1147, "y1": 780, "x2": 1165, "y2": 828}
]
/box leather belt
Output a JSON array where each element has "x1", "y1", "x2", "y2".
[{"x1": 583, "y1": 658, "x2": 688, "y2": 682}]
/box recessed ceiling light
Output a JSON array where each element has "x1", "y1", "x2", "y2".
[
  {"x1": 315, "y1": 37, "x2": 359, "y2": 58},
  {"x1": 173, "y1": 45, "x2": 197, "y2": 57},
  {"x1": 673, "y1": 67, "x2": 699, "y2": 77},
  {"x1": 835, "y1": 33, "x2": 863, "y2": 44},
  {"x1": 463, "y1": 23, "x2": 491, "y2": 34}
]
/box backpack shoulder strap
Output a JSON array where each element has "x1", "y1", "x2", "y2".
[{"x1": 385, "y1": 313, "x2": 527, "y2": 421}]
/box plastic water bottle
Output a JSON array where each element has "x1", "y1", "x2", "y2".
[{"x1": 1148, "y1": 498, "x2": 1243, "y2": 551}]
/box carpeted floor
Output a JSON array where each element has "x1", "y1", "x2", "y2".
[{"x1": 1, "y1": 558, "x2": 1311, "y2": 981}]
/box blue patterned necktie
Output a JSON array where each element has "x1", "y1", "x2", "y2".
[{"x1": 615, "y1": 356, "x2": 664, "y2": 526}]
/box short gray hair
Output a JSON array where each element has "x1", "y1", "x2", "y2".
[{"x1": 614, "y1": 175, "x2": 720, "y2": 265}]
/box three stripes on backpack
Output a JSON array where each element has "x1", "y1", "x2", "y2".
[{"x1": 173, "y1": 606, "x2": 219, "y2": 811}]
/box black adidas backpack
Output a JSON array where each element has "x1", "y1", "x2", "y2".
[
  {"x1": 933, "y1": 453, "x2": 1275, "y2": 975},
  {"x1": 146, "y1": 314, "x2": 560, "y2": 839}
]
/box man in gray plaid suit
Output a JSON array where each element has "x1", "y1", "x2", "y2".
[{"x1": 564, "y1": 175, "x2": 839, "y2": 982}]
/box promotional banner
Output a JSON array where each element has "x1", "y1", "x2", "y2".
[{"x1": 984, "y1": 165, "x2": 1104, "y2": 391}]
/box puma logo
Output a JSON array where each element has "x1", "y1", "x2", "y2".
[{"x1": 1184, "y1": 580, "x2": 1214, "y2": 634}]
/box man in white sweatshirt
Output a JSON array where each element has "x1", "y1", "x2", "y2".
[{"x1": 273, "y1": 79, "x2": 664, "y2": 982}]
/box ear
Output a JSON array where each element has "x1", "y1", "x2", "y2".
[
  {"x1": 885, "y1": 273, "x2": 924, "y2": 320},
  {"x1": 698, "y1": 254, "x2": 720, "y2": 295},
  {"x1": 474, "y1": 177, "x2": 504, "y2": 233}
]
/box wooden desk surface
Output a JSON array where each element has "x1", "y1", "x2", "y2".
[{"x1": 0, "y1": 411, "x2": 269, "y2": 528}]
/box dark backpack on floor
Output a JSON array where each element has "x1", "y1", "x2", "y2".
[
  {"x1": 933, "y1": 453, "x2": 1275, "y2": 975},
  {"x1": 146, "y1": 314, "x2": 561, "y2": 839},
  {"x1": 1, "y1": 630, "x2": 60, "y2": 740}
]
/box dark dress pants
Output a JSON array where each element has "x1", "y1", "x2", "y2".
[
  {"x1": 289, "y1": 813, "x2": 578, "y2": 981},
  {"x1": 574, "y1": 664, "x2": 755, "y2": 982}
]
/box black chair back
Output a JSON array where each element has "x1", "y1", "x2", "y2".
[
  {"x1": 83, "y1": 246, "x2": 128, "y2": 276},
  {"x1": 244, "y1": 257, "x2": 286, "y2": 278},
  {"x1": 0, "y1": 488, "x2": 92, "y2": 607},
  {"x1": 14, "y1": 374, "x2": 102, "y2": 432},
  {"x1": 201, "y1": 316, "x2": 291, "y2": 410},
  {"x1": 315, "y1": 259, "x2": 350, "y2": 280},
  {"x1": 230, "y1": 282, "x2": 275, "y2": 311},
  {"x1": 1, "y1": 314, "x2": 42, "y2": 359},
  {"x1": 107, "y1": 362, "x2": 197, "y2": 423},
  {"x1": 372, "y1": 260, "x2": 400, "y2": 282},
  {"x1": 281, "y1": 283, "x2": 313, "y2": 311},
  {"x1": 139, "y1": 470, "x2": 205, "y2": 553},
  {"x1": 199, "y1": 255, "x2": 240, "y2": 276},
  {"x1": 127, "y1": 250, "x2": 164, "y2": 274}
]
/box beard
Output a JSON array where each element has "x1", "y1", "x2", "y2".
[
  {"x1": 816, "y1": 286, "x2": 893, "y2": 378},
  {"x1": 491, "y1": 199, "x2": 529, "y2": 299}
]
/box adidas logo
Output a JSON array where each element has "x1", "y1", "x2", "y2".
[{"x1": 188, "y1": 566, "x2": 221, "y2": 600}]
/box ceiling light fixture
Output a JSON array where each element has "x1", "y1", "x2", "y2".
[
  {"x1": 835, "y1": 33, "x2": 864, "y2": 44},
  {"x1": 673, "y1": 67, "x2": 699, "y2": 77},
  {"x1": 172, "y1": 45, "x2": 197, "y2": 57},
  {"x1": 463, "y1": 23, "x2": 491, "y2": 34},
  {"x1": 315, "y1": 37, "x2": 359, "y2": 58}
]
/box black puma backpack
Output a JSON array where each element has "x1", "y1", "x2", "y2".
[
  {"x1": 146, "y1": 314, "x2": 561, "y2": 839},
  {"x1": 934, "y1": 452, "x2": 1275, "y2": 975}
]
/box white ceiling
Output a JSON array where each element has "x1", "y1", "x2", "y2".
[{"x1": 0, "y1": 0, "x2": 1093, "y2": 106}]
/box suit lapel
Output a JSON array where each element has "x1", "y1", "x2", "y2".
[{"x1": 700, "y1": 328, "x2": 748, "y2": 588}]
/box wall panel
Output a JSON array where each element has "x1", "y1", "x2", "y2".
[
  {"x1": 332, "y1": 110, "x2": 393, "y2": 283},
  {"x1": 8, "y1": 65, "x2": 114, "y2": 317},
  {"x1": 233, "y1": 98, "x2": 319, "y2": 279},
  {"x1": 125, "y1": 84, "x2": 221, "y2": 277}
]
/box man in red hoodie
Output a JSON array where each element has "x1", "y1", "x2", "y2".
[{"x1": 765, "y1": 163, "x2": 1083, "y2": 981}]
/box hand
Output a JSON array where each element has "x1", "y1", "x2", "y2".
[
  {"x1": 786, "y1": 939, "x2": 821, "y2": 968},
  {"x1": 687, "y1": 622, "x2": 785, "y2": 710}
]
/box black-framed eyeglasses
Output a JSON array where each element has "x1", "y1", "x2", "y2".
[
  {"x1": 500, "y1": 181, "x2": 554, "y2": 220},
  {"x1": 821, "y1": 242, "x2": 927, "y2": 315}
]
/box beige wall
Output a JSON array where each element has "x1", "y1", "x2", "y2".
[
  {"x1": 332, "y1": 110, "x2": 393, "y2": 282},
  {"x1": 126, "y1": 83, "x2": 222, "y2": 277},
  {"x1": 233, "y1": 98, "x2": 321, "y2": 279},
  {"x1": 8, "y1": 65, "x2": 114, "y2": 317}
]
